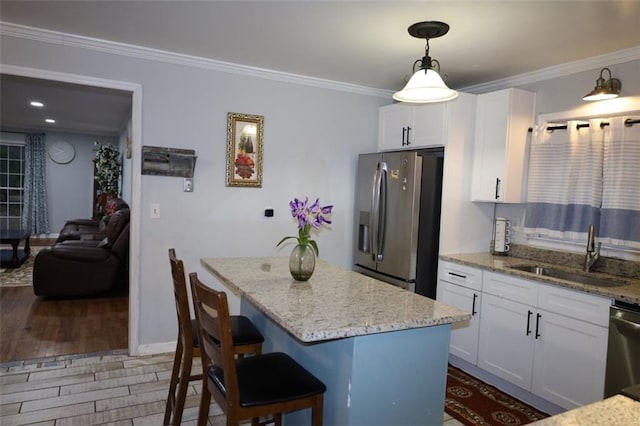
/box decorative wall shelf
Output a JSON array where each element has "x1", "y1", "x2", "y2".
[{"x1": 142, "y1": 145, "x2": 197, "y2": 178}]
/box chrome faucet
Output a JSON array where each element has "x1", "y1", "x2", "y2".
[{"x1": 584, "y1": 223, "x2": 601, "y2": 272}]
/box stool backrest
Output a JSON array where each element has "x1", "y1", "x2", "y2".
[
  {"x1": 168, "y1": 249, "x2": 195, "y2": 352},
  {"x1": 189, "y1": 272, "x2": 240, "y2": 405}
]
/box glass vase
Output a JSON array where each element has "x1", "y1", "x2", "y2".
[{"x1": 289, "y1": 244, "x2": 316, "y2": 281}]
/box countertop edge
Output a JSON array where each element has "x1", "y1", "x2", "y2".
[
  {"x1": 440, "y1": 253, "x2": 640, "y2": 304},
  {"x1": 201, "y1": 257, "x2": 471, "y2": 343},
  {"x1": 531, "y1": 394, "x2": 640, "y2": 425}
]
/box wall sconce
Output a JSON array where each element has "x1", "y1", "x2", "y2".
[
  {"x1": 583, "y1": 67, "x2": 621, "y2": 101},
  {"x1": 393, "y1": 21, "x2": 458, "y2": 104}
]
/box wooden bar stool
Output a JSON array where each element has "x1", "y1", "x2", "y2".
[
  {"x1": 189, "y1": 272, "x2": 326, "y2": 426},
  {"x1": 164, "y1": 249, "x2": 265, "y2": 426}
]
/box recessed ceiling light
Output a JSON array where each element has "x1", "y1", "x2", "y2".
[
  {"x1": 30, "y1": 101, "x2": 44, "y2": 107},
  {"x1": 45, "y1": 118, "x2": 56, "y2": 124}
]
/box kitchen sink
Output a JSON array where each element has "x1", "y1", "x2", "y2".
[{"x1": 507, "y1": 264, "x2": 627, "y2": 287}]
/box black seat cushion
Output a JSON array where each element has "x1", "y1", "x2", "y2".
[
  {"x1": 209, "y1": 352, "x2": 326, "y2": 407},
  {"x1": 229, "y1": 315, "x2": 265, "y2": 346},
  {"x1": 190, "y1": 316, "x2": 264, "y2": 348}
]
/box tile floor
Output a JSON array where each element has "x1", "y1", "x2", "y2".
[{"x1": 0, "y1": 350, "x2": 465, "y2": 425}]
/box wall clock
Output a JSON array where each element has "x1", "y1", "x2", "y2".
[{"x1": 48, "y1": 140, "x2": 76, "y2": 164}]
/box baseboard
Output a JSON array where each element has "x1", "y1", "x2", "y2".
[
  {"x1": 449, "y1": 355, "x2": 565, "y2": 416},
  {"x1": 134, "y1": 341, "x2": 176, "y2": 356},
  {"x1": 30, "y1": 234, "x2": 59, "y2": 246}
]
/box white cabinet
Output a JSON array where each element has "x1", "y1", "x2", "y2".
[
  {"x1": 531, "y1": 309, "x2": 608, "y2": 409},
  {"x1": 532, "y1": 284, "x2": 609, "y2": 409},
  {"x1": 477, "y1": 271, "x2": 610, "y2": 410},
  {"x1": 477, "y1": 273, "x2": 537, "y2": 389},
  {"x1": 471, "y1": 88, "x2": 535, "y2": 202},
  {"x1": 437, "y1": 261, "x2": 482, "y2": 364},
  {"x1": 378, "y1": 102, "x2": 447, "y2": 151},
  {"x1": 478, "y1": 293, "x2": 535, "y2": 388}
]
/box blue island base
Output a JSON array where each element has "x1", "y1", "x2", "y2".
[{"x1": 241, "y1": 299, "x2": 452, "y2": 426}]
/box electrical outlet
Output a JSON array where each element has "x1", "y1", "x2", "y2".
[{"x1": 150, "y1": 203, "x2": 160, "y2": 218}]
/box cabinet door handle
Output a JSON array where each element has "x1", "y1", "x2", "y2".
[
  {"x1": 406, "y1": 126, "x2": 412, "y2": 146},
  {"x1": 526, "y1": 310, "x2": 533, "y2": 336},
  {"x1": 472, "y1": 293, "x2": 478, "y2": 316},
  {"x1": 535, "y1": 313, "x2": 542, "y2": 339},
  {"x1": 448, "y1": 272, "x2": 467, "y2": 279},
  {"x1": 402, "y1": 127, "x2": 407, "y2": 145},
  {"x1": 495, "y1": 178, "x2": 501, "y2": 200}
]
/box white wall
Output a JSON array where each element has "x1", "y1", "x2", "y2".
[
  {"x1": 0, "y1": 32, "x2": 387, "y2": 348},
  {"x1": 44, "y1": 132, "x2": 118, "y2": 232}
]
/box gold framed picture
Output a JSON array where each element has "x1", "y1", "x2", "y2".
[{"x1": 226, "y1": 112, "x2": 264, "y2": 187}]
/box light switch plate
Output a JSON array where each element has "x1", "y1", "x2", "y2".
[
  {"x1": 150, "y1": 203, "x2": 160, "y2": 218},
  {"x1": 184, "y1": 178, "x2": 193, "y2": 192}
]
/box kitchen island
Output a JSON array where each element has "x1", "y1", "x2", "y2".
[{"x1": 201, "y1": 257, "x2": 469, "y2": 425}]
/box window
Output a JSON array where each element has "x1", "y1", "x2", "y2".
[{"x1": 0, "y1": 143, "x2": 25, "y2": 229}]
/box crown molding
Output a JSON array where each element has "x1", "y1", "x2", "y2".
[
  {"x1": 0, "y1": 22, "x2": 393, "y2": 99},
  {"x1": 461, "y1": 46, "x2": 640, "y2": 94},
  {"x1": 3, "y1": 21, "x2": 638, "y2": 99}
]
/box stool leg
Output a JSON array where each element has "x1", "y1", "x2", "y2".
[
  {"x1": 164, "y1": 339, "x2": 184, "y2": 425},
  {"x1": 311, "y1": 396, "x2": 323, "y2": 426},
  {"x1": 273, "y1": 413, "x2": 283, "y2": 426},
  {"x1": 197, "y1": 381, "x2": 212, "y2": 426},
  {"x1": 172, "y1": 351, "x2": 193, "y2": 426}
]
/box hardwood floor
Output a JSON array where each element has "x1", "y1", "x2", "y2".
[
  {"x1": 0, "y1": 286, "x2": 128, "y2": 363},
  {"x1": 0, "y1": 235, "x2": 128, "y2": 362}
]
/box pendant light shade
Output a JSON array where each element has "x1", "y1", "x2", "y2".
[
  {"x1": 393, "y1": 68, "x2": 458, "y2": 103},
  {"x1": 583, "y1": 67, "x2": 621, "y2": 101},
  {"x1": 394, "y1": 21, "x2": 458, "y2": 104}
]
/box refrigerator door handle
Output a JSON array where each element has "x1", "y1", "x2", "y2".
[{"x1": 370, "y1": 161, "x2": 387, "y2": 262}]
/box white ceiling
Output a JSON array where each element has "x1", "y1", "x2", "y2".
[
  {"x1": 1, "y1": 1, "x2": 639, "y2": 136},
  {"x1": 0, "y1": 74, "x2": 132, "y2": 136}
]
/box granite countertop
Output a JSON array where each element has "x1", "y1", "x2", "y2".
[
  {"x1": 201, "y1": 257, "x2": 470, "y2": 343},
  {"x1": 440, "y1": 252, "x2": 640, "y2": 304},
  {"x1": 531, "y1": 394, "x2": 640, "y2": 425}
]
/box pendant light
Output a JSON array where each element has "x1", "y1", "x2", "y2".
[
  {"x1": 393, "y1": 21, "x2": 458, "y2": 104},
  {"x1": 583, "y1": 67, "x2": 621, "y2": 101}
]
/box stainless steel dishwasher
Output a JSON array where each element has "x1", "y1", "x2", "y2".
[{"x1": 604, "y1": 301, "x2": 640, "y2": 397}]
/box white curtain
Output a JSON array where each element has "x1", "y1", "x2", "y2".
[
  {"x1": 525, "y1": 116, "x2": 640, "y2": 249},
  {"x1": 524, "y1": 119, "x2": 605, "y2": 241},
  {"x1": 600, "y1": 116, "x2": 640, "y2": 249}
]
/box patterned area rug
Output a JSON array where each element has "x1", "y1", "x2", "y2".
[
  {"x1": 446, "y1": 365, "x2": 549, "y2": 426},
  {"x1": 0, "y1": 247, "x2": 42, "y2": 287}
]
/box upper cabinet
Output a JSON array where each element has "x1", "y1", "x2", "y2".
[
  {"x1": 378, "y1": 102, "x2": 447, "y2": 151},
  {"x1": 471, "y1": 88, "x2": 535, "y2": 203}
]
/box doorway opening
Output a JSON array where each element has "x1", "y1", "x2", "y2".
[{"x1": 1, "y1": 65, "x2": 142, "y2": 362}]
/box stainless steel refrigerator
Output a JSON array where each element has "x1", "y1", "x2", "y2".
[{"x1": 353, "y1": 148, "x2": 444, "y2": 299}]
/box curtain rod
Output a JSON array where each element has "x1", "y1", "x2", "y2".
[{"x1": 528, "y1": 118, "x2": 640, "y2": 133}]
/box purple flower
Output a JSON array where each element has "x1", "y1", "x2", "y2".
[{"x1": 277, "y1": 196, "x2": 334, "y2": 256}]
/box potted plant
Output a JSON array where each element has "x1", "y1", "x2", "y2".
[{"x1": 94, "y1": 142, "x2": 121, "y2": 218}]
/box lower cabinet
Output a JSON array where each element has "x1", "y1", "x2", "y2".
[
  {"x1": 437, "y1": 261, "x2": 482, "y2": 365},
  {"x1": 531, "y1": 309, "x2": 608, "y2": 409},
  {"x1": 439, "y1": 281, "x2": 482, "y2": 364},
  {"x1": 477, "y1": 293, "x2": 535, "y2": 389},
  {"x1": 477, "y1": 271, "x2": 610, "y2": 410}
]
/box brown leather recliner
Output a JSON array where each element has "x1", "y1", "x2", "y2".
[
  {"x1": 56, "y1": 198, "x2": 129, "y2": 243},
  {"x1": 33, "y1": 208, "x2": 130, "y2": 297}
]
